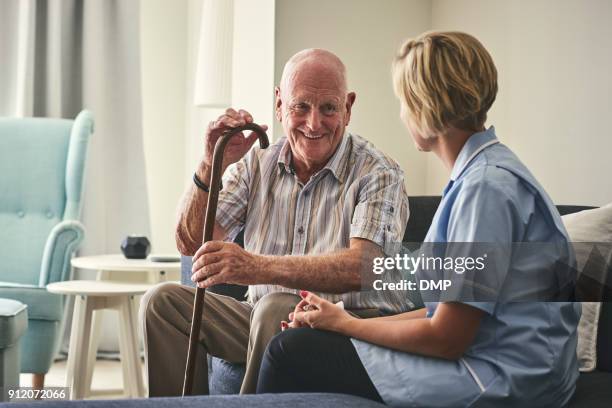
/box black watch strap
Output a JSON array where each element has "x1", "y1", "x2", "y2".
[{"x1": 193, "y1": 172, "x2": 222, "y2": 192}]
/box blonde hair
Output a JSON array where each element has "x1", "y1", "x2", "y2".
[{"x1": 393, "y1": 31, "x2": 498, "y2": 137}]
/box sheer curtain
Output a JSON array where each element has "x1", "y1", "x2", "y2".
[{"x1": 0, "y1": 0, "x2": 150, "y2": 352}]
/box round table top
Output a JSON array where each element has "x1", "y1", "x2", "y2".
[
  {"x1": 71, "y1": 254, "x2": 181, "y2": 272},
  {"x1": 47, "y1": 280, "x2": 154, "y2": 296}
]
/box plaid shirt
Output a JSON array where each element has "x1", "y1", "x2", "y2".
[{"x1": 216, "y1": 133, "x2": 411, "y2": 313}]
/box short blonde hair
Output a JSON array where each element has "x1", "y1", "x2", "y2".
[{"x1": 393, "y1": 31, "x2": 498, "y2": 137}]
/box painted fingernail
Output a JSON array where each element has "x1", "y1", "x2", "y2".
[
  {"x1": 281, "y1": 322, "x2": 288, "y2": 331},
  {"x1": 299, "y1": 290, "x2": 308, "y2": 298}
]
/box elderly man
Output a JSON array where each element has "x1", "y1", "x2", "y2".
[{"x1": 140, "y1": 49, "x2": 410, "y2": 396}]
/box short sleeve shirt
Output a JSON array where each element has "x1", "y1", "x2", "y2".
[
  {"x1": 215, "y1": 133, "x2": 411, "y2": 313},
  {"x1": 352, "y1": 127, "x2": 580, "y2": 407}
]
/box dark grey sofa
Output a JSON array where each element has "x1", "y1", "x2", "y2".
[
  {"x1": 180, "y1": 196, "x2": 611, "y2": 407},
  {"x1": 0, "y1": 393, "x2": 384, "y2": 407}
]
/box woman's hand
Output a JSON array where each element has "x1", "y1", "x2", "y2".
[
  {"x1": 281, "y1": 298, "x2": 310, "y2": 331},
  {"x1": 284, "y1": 291, "x2": 356, "y2": 333}
]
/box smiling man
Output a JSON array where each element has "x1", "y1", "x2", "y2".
[{"x1": 140, "y1": 49, "x2": 410, "y2": 396}]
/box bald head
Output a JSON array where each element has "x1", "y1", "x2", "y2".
[
  {"x1": 274, "y1": 48, "x2": 356, "y2": 182},
  {"x1": 279, "y1": 49, "x2": 348, "y2": 95}
]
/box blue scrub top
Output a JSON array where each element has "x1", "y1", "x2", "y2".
[{"x1": 352, "y1": 127, "x2": 580, "y2": 407}]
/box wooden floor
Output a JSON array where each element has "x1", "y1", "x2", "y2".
[{"x1": 19, "y1": 358, "x2": 146, "y2": 399}]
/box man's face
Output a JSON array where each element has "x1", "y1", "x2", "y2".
[{"x1": 276, "y1": 64, "x2": 355, "y2": 170}]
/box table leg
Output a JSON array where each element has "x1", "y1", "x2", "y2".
[
  {"x1": 83, "y1": 310, "x2": 102, "y2": 397},
  {"x1": 66, "y1": 296, "x2": 94, "y2": 400},
  {"x1": 116, "y1": 311, "x2": 133, "y2": 398},
  {"x1": 117, "y1": 296, "x2": 145, "y2": 397},
  {"x1": 65, "y1": 298, "x2": 80, "y2": 392},
  {"x1": 84, "y1": 270, "x2": 110, "y2": 396}
]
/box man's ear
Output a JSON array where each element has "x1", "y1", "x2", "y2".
[
  {"x1": 344, "y1": 92, "x2": 356, "y2": 125},
  {"x1": 274, "y1": 87, "x2": 282, "y2": 122}
]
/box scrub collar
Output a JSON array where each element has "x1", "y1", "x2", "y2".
[{"x1": 450, "y1": 126, "x2": 500, "y2": 182}]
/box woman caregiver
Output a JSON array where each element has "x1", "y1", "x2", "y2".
[{"x1": 255, "y1": 31, "x2": 580, "y2": 407}]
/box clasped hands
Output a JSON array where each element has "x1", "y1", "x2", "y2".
[{"x1": 281, "y1": 290, "x2": 355, "y2": 333}]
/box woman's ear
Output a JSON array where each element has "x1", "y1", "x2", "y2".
[{"x1": 274, "y1": 87, "x2": 282, "y2": 122}]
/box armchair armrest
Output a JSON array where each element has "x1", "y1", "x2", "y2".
[{"x1": 39, "y1": 220, "x2": 85, "y2": 286}]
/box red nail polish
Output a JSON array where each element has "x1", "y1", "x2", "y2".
[{"x1": 300, "y1": 290, "x2": 308, "y2": 298}]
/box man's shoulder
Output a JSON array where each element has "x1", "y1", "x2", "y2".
[
  {"x1": 347, "y1": 133, "x2": 403, "y2": 174},
  {"x1": 245, "y1": 136, "x2": 286, "y2": 167}
]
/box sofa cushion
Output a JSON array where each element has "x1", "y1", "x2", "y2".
[
  {"x1": 568, "y1": 371, "x2": 612, "y2": 408},
  {"x1": 562, "y1": 203, "x2": 612, "y2": 371},
  {"x1": 0, "y1": 284, "x2": 63, "y2": 321},
  {"x1": 0, "y1": 298, "x2": 28, "y2": 348},
  {"x1": 403, "y1": 196, "x2": 441, "y2": 243},
  {"x1": 597, "y1": 301, "x2": 612, "y2": 372},
  {"x1": 0, "y1": 393, "x2": 386, "y2": 408}
]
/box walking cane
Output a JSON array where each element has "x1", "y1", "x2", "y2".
[{"x1": 182, "y1": 123, "x2": 269, "y2": 396}]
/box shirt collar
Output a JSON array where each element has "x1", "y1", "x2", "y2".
[
  {"x1": 450, "y1": 126, "x2": 499, "y2": 181},
  {"x1": 277, "y1": 140, "x2": 294, "y2": 175},
  {"x1": 277, "y1": 133, "x2": 351, "y2": 183}
]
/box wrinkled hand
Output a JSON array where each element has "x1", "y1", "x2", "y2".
[
  {"x1": 204, "y1": 108, "x2": 268, "y2": 170},
  {"x1": 191, "y1": 241, "x2": 264, "y2": 288},
  {"x1": 282, "y1": 291, "x2": 355, "y2": 333}
]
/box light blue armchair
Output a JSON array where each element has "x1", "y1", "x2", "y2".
[{"x1": 0, "y1": 110, "x2": 93, "y2": 388}]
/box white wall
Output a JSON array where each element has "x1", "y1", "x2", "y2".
[
  {"x1": 430, "y1": 0, "x2": 612, "y2": 206},
  {"x1": 232, "y1": 0, "x2": 276, "y2": 137},
  {"x1": 185, "y1": 0, "x2": 276, "y2": 182},
  {"x1": 274, "y1": 0, "x2": 432, "y2": 195},
  {"x1": 143, "y1": 0, "x2": 612, "y2": 258},
  {"x1": 141, "y1": 0, "x2": 188, "y2": 254}
]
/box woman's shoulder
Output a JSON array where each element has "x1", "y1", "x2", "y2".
[{"x1": 458, "y1": 155, "x2": 533, "y2": 204}]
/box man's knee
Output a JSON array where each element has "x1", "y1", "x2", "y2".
[
  {"x1": 251, "y1": 292, "x2": 300, "y2": 326},
  {"x1": 140, "y1": 282, "x2": 183, "y2": 323}
]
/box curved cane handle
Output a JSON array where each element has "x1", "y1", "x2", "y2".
[{"x1": 183, "y1": 123, "x2": 269, "y2": 396}]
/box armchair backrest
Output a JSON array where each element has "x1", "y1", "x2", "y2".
[{"x1": 0, "y1": 111, "x2": 93, "y2": 286}]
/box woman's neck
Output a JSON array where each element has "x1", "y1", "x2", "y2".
[{"x1": 432, "y1": 127, "x2": 484, "y2": 172}]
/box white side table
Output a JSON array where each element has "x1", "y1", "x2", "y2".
[
  {"x1": 47, "y1": 281, "x2": 153, "y2": 400},
  {"x1": 71, "y1": 254, "x2": 181, "y2": 283},
  {"x1": 70, "y1": 254, "x2": 181, "y2": 397}
]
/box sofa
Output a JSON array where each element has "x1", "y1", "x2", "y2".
[
  {"x1": 2, "y1": 196, "x2": 609, "y2": 407},
  {"x1": 0, "y1": 393, "x2": 385, "y2": 407},
  {"x1": 180, "y1": 196, "x2": 612, "y2": 407}
]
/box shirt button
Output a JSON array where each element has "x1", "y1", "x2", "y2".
[
  {"x1": 17, "y1": 210, "x2": 25, "y2": 218},
  {"x1": 46, "y1": 210, "x2": 54, "y2": 219},
  {"x1": 297, "y1": 226, "x2": 304, "y2": 234}
]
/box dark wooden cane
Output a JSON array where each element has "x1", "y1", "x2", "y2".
[{"x1": 182, "y1": 123, "x2": 269, "y2": 396}]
